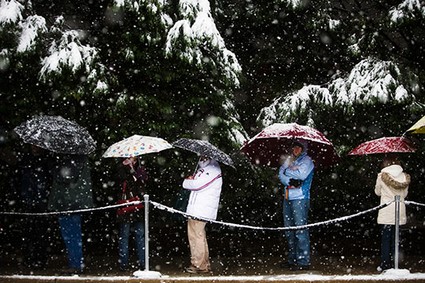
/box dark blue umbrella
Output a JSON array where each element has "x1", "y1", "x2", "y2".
[
  {"x1": 172, "y1": 138, "x2": 234, "y2": 168},
  {"x1": 14, "y1": 115, "x2": 96, "y2": 155}
]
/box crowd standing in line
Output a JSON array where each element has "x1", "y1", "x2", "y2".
[{"x1": 3, "y1": 137, "x2": 417, "y2": 275}]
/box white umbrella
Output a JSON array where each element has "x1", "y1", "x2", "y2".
[{"x1": 103, "y1": 135, "x2": 173, "y2": 158}]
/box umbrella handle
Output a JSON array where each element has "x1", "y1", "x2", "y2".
[{"x1": 192, "y1": 157, "x2": 200, "y2": 175}]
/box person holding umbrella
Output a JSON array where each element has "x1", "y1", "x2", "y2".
[
  {"x1": 116, "y1": 156, "x2": 148, "y2": 272},
  {"x1": 278, "y1": 140, "x2": 314, "y2": 271},
  {"x1": 14, "y1": 116, "x2": 97, "y2": 274},
  {"x1": 182, "y1": 155, "x2": 223, "y2": 274},
  {"x1": 375, "y1": 155, "x2": 410, "y2": 272},
  {"x1": 18, "y1": 145, "x2": 51, "y2": 269},
  {"x1": 48, "y1": 154, "x2": 93, "y2": 274}
]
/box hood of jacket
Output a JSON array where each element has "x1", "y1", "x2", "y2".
[
  {"x1": 293, "y1": 139, "x2": 308, "y2": 155},
  {"x1": 380, "y1": 164, "x2": 410, "y2": 191}
]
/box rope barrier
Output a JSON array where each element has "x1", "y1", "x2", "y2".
[
  {"x1": 405, "y1": 200, "x2": 425, "y2": 208},
  {"x1": 0, "y1": 200, "x2": 144, "y2": 216},
  {"x1": 150, "y1": 200, "x2": 392, "y2": 231},
  {"x1": 1, "y1": 198, "x2": 424, "y2": 231}
]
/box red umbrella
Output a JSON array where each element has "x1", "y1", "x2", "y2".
[
  {"x1": 240, "y1": 123, "x2": 339, "y2": 168},
  {"x1": 348, "y1": 136, "x2": 416, "y2": 155}
]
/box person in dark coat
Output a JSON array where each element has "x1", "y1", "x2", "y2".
[
  {"x1": 48, "y1": 154, "x2": 93, "y2": 274},
  {"x1": 116, "y1": 156, "x2": 147, "y2": 271},
  {"x1": 19, "y1": 145, "x2": 51, "y2": 269}
]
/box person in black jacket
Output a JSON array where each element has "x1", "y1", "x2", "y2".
[{"x1": 19, "y1": 145, "x2": 51, "y2": 269}]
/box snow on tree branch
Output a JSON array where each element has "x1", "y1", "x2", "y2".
[
  {"x1": 165, "y1": 0, "x2": 241, "y2": 87},
  {"x1": 114, "y1": 0, "x2": 165, "y2": 14},
  {"x1": 223, "y1": 98, "x2": 249, "y2": 146},
  {"x1": 285, "y1": 0, "x2": 304, "y2": 9},
  {"x1": 0, "y1": 0, "x2": 23, "y2": 26},
  {"x1": 258, "y1": 58, "x2": 416, "y2": 127},
  {"x1": 39, "y1": 30, "x2": 98, "y2": 79},
  {"x1": 17, "y1": 15, "x2": 47, "y2": 53},
  {"x1": 389, "y1": 0, "x2": 425, "y2": 23}
]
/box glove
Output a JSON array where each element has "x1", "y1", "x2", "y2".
[{"x1": 289, "y1": 179, "x2": 302, "y2": 187}]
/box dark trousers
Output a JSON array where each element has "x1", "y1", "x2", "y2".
[
  {"x1": 380, "y1": 224, "x2": 396, "y2": 270},
  {"x1": 23, "y1": 216, "x2": 49, "y2": 268},
  {"x1": 118, "y1": 221, "x2": 145, "y2": 270}
]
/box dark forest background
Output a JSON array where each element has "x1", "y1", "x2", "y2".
[{"x1": 1, "y1": 0, "x2": 424, "y2": 272}]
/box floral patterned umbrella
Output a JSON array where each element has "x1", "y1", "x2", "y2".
[
  {"x1": 348, "y1": 136, "x2": 416, "y2": 155},
  {"x1": 102, "y1": 135, "x2": 173, "y2": 158},
  {"x1": 241, "y1": 123, "x2": 339, "y2": 168},
  {"x1": 14, "y1": 115, "x2": 96, "y2": 155}
]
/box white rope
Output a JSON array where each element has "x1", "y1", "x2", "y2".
[
  {"x1": 405, "y1": 200, "x2": 425, "y2": 207},
  {"x1": 0, "y1": 200, "x2": 144, "y2": 216},
  {"x1": 0, "y1": 199, "x2": 399, "y2": 231},
  {"x1": 149, "y1": 200, "x2": 393, "y2": 231}
]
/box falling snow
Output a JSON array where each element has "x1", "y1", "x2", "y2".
[{"x1": 0, "y1": 0, "x2": 424, "y2": 281}]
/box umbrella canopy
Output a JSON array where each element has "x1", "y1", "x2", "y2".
[
  {"x1": 406, "y1": 115, "x2": 425, "y2": 134},
  {"x1": 102, "y1": 135, "x2": 173, "y2": 158},
  {"x1": 348, "y1": 136, "x2": 416, "y2": 155},
  {"x1": 14, "y1": 115, "x2": 96, "y2": 155},
  {"x1": 172, "y1": 138, "x2": 234, "y2": 168},
  {"x1": 240, "y1": 123, "x2": 339, "y2": 168}
]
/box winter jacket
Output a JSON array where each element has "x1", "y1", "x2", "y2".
[
  {"x1": 48, "y1": 155, "x2": 93, "y2": 212},
  {"x1": 20, "y1": 152, "x2": 51, "y2": 212},
  {"x1": 278, "y1": 150, "x2": 314, "y2": 200},
  {"x1": 375, "y1": 164, "x2": 410, "y2": 225},
  {"x1": 116, "y1": 163, "x2": 147, "y2": 223},
  {"x1": 183, "y1": 159, "x2": 222, "y2": 220}
]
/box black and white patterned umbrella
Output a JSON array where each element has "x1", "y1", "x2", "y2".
[
  {"x1": 14, "y1": 115, "x2": 96, "y2": 155},
  {"x1": 172, "y1": 138, "x2": 234, "y2": 168}
]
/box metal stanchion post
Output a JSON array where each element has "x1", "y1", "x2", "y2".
[
  {"x1": 144, "y1": 194, "x2": 149, "y2": 271},
  {"x1": 394, "y1": 195, "x2": 400, "y2": 270},
  {"x1": 132, "y1": 194, "x2": 161, "y2": 278}
]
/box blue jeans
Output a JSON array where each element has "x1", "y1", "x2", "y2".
[
  {"x1": 119, "y1": 221, "x2": 145, "y2": 269},
  {"x1": 58, "y1": 214, "x2": 83, "y2": 271},
  {"x1": 283, "y1": 199, "x2": 310, "y2": 266},
  {"x1": 380, "y1": 225, "x2": 395, "y2": 270}
]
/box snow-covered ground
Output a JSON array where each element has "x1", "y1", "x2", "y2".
[
  {"x1": 2, "y1": 269, "x2": 425, "y2": 282},
  {"x1": 1, "y1": 253, "x2": 424, "y2": 282}
]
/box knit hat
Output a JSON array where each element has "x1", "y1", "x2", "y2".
[{"x1": 293, "y1": 140, "x2": 308, "y2": 152}]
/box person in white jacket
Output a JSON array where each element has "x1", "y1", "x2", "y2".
[
  {"x1": 182, "y1": 156, "x2": 222, "y2": 274},
  {"x1": 375, "y1": 156, "x2": 410, "y2": 271}
]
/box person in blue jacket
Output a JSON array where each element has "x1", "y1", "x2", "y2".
[{"x1": 278, "y1": 140, "x2": 314, "y2": 271}]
